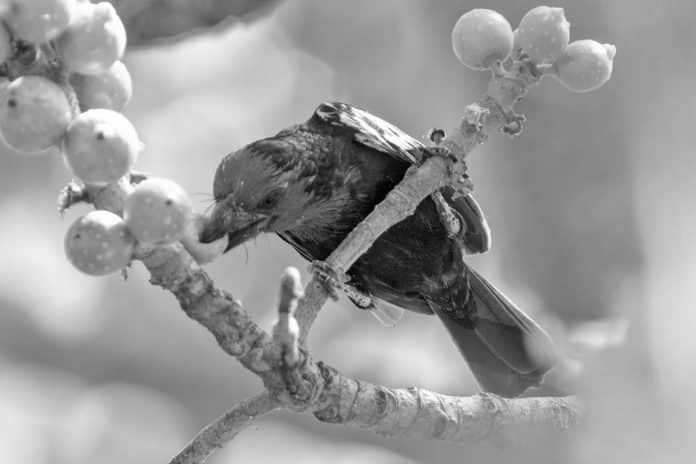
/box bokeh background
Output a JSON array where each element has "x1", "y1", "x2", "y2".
[{"x1": 1, "y1": 0, "x2": 694, "y2": 462}]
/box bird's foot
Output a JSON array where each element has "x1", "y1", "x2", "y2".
[
  {"x1": 431, "y1": 191, "x2": 466, "y2": 238},
  {"x1": 309, "y1": 260, "x2": 348, "y2": 301}
]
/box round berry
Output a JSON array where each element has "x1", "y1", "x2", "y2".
[
  {"x1": 2, "y1": 0, "x2": 76, "y2": 43},
  {"x1": 70, "y1": 61, "x2": 132, "y2": 111},
  {"x1": 0, "y1": 75, "x2": 72, "y2": 153},
  {"x1": 63, "y1": 109, "x2": 141, "y2": 185},
  {"x1": 515, "y1": 6, "x2": 570, "y2": 64},
  {"x1": 56, "y1": 1, "x2": 126, "y2": 75},
  {"x1": 181, "y1": 213, "x2": 229, "y2": 264},
  {"x1": 554, "y1": 40, "x2": 616, "y2": 93},
  {"x1": 64, "y1": 210, "x2": 135, "y2": 276},
  {"x1": 0, "y1": 23, "x2": 11, "y2": 64},
  {"x1": 452, "y1": 9, "x2": 513, "y2": 70},
  {"x1": 124, "y1": 178, "x2": 193, "y2": 246}
]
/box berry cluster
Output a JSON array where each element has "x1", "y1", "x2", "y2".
[
  {"x1": 452, "y1": 6, "x2": 615, "y2": 93},
  {"x1": 0, "y1": 0, "x2": 221, "y2": 276}
]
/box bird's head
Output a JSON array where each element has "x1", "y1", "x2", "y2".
[{"x1": 198, "y1": 141, "x2": 314, "y2": 250}]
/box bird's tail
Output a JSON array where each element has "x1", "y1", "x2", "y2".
[{"x1": 428, "y1": 269, "x2": 557, "y2": 397}]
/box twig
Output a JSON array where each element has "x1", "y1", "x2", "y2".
[
  {"x1": 272, "y1": 267, "x2": 303, "y2": 366},
  {"x1": 169, "y1": 391, "x2": 279, "y2": 464}
]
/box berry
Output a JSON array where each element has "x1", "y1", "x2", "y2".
[
  {"x1": 452, "y1": 9, "x2": 513, "y2": 70},
  {"x1": 181, "y1": 213, "x2": 229, "y2": 264},
  {"x1": 70, "y1": 60, "x2": 132, "y2": 111},
  {"x1": 64, "y1": 210, "x2": 135, "y2": 276},
  {"x1": 0, "y1": 23, "x2": 11, "y2": 64},
  {"x1": 0, "y1": 75, "x2": 72, "y2": 153},
  {"x1": 2, "y1": 0, "x2": 76, "y2": 43},
  {"x1": 56, "y1": 1, "x2": 126, "y2": 75},
  {"x1": 515, "y1": 6, "x2": 570, "y2": 64},
  {"x1": 124, "y1": 178, "x2": 193, "y2": 246},
  {"x1": 554, "y1": 40, "x2": 616, "y2": 93},
  {"x1": 63, "y1": 109, "x2": 141, "y2": 185}
]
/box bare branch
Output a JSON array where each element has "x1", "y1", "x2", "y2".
[{"x1": 169, "y1": 391, "x2": 279, "y2": 464}]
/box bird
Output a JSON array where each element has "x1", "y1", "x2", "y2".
[{"x1": 199, "y1": 101, "x2": 557, "y2": 397}]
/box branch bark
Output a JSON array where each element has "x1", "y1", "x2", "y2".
[{"x1": 170, "y1": 392, "x2": 279, "y2": 464}]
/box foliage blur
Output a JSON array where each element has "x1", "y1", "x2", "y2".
[{"x1": 1, "y1": 0, "x2": 694, "y2": 462}]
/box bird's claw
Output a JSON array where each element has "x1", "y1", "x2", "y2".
[
  {"x1": 431, "y1": 191, "x2": 465, "y2": 238},
  {"x1": 310, "y1": 260, "x2": 348, "y2": 301}
]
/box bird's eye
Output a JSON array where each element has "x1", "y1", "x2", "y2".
[{"x1": 259, "y1": 189, "x2": 283, "y2": 209}]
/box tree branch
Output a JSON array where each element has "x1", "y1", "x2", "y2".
[{"x1": 169, "y1": 391, "x2": 279, "y2": 464}]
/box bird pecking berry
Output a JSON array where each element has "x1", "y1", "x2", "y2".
[
  {"x1": 70, "y1": 60, "x2": 132, "y2": 112},
  {"x1": 0, "y1": 75, "x2": 72, "y2": 153},
  {"x1": 554, "y1": 39, "x2": 616, "y2": 93},
  {"x1": 181, "y1": 213, "x2": 229, "y2": 264},
  {"x1": 64, "y1": 209, "x2": 135, "y2": 276},
  {"x1": 452, "y1": 9, "x2": 514, "y2": 70},
  {"x1": 56, "y1": 1, "x2": 126, "y2": 74},
  {"x1": 1, "y1": 0, "x2": 76, "y2": 43},
  {"x1": 515, "y1": 6, "x2": 570, "y2": 64},
  {"x1": 123, "y1": 178, "x2": 193, "y2": 246},
  {"x1": 63, "y1": 109, "x2": 141, "y2": 185}
]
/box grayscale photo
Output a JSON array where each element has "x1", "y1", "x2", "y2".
[{"x1": 0, "y1": 1, "x2": 691, "y2": 463}]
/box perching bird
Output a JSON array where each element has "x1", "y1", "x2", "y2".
[{"x1": 200, "y1": 102, "x2": 557, "y2": 397}]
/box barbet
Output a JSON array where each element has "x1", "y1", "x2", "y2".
[{"x1": 200, "y1": 102, "x2": 557, "y2": 397}]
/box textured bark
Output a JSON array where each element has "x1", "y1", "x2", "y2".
[{"x1": 170, "y1": 392, "x2": 279, "y2": 464}]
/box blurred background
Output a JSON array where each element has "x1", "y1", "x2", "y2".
[{"x1": 1, "y1": 0, "x2": 694, "y2": 462}]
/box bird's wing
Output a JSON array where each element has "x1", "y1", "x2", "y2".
[
  {"x1": 312, "y1": 101, "x2": 424, "y2": 164},
  {"x1": 312, "y1": 101, "x2": 491, "y2": 253}
]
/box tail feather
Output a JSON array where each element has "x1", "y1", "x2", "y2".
[{"x1": 428, "y1": 269, "x2": 557, "y2": 397}]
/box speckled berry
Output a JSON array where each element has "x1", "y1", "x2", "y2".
[
  {"x1": 0, "y1": 75, "x2": 72, "y2": 153},
  {"x1": 2, "y1": 0, "x2": 76, "y2": 43},
  {"x1": 452, "y1": 9, "x2": 513, "y2": 70},
  {"x1": 63, "y1": 109, "x2": 142, "y2": 185},
  {"x1": 70, "y1": 61, "x2": 132, "y2": 111},
  {"x1": 554, "y1": 40, "x2": 616, "y2": 93},
  {"x1": 56, "y1": 1, "x2": 126, "y2": 74},
  {"x1": 64, "y1": 210, "x2": 135, "y2": 276},
  {"x1": 515, "y1": 6, "x2": 570, "y2": 64},
  {"x1": 124, "y1": 178, "x2": 193, "y2": 246}
]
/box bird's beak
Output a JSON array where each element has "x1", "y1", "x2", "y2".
[{"x1": 198, "y1": 202, "x2": 268, "y2": 251}]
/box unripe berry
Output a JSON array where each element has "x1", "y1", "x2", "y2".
[
  {"x1": 2, "y1": 0, "x2": 76, "y2": 43},
  {"x1": 56, "y1": 1, "x2": 126, "y2": 75},
  {"x1": 64, "y1": 210, "x2": 135, "y2": 276},
  {"x1": 0, "y1": 75, "x2": 72, "y2": 153},
  {"x1": 452, "y1": 9, "x2": 513, "y2": 70},
  {"x1": 63, "y1": 109, "x2": 141, "y2": 185},
  {"x1": 0, "y1": 23, "x2": 11, "y2": 64},
  {"x1": 124, "y1": 178, "x2": 193, "y2": 246},
  {"x1": 515, "y1": 6, "x2": 570, "y2": 64},
  {"x1": 70, "y1": 61, "x2": 132, "y2": 111},
  {"x1": 181, "y1": 213, "x2": 229, "y2": 264},
  {"x1": 554, "y1": 40, "x2": 616, "y2": 93}
]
